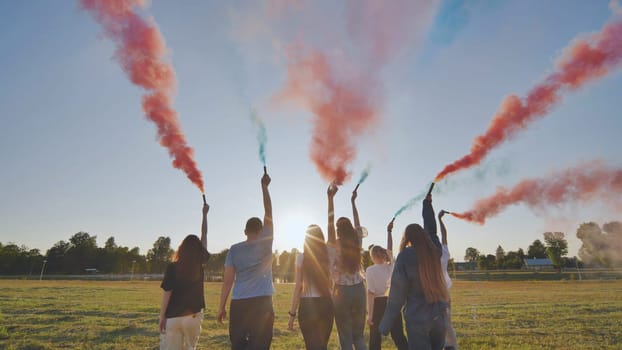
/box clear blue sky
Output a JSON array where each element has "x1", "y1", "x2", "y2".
[{"x1": 1, "y1": 1, "x2": 620, "y2": 261}]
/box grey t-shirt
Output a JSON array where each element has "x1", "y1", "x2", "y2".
[{"x1": 225, "y1": 226, "x2": 274, "y2": 299}]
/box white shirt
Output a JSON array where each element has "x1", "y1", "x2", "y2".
[
  {"x1": 441, "y1": 244, "x2": 452, "y2": 289},
  {"x1": 365, "y1": 250, "x2": 394, "y2": 296},
  {"x1": 327, "y1": 227, "x2": 365, "y2": 286}
]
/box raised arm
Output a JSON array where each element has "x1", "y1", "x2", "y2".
[
  {"x1": 201, "y1": 203, "x2": 209, "y2": 249},
  {"x1": 387, "y1": 219, "x2": 394, "y2": 252},
  {"x1": 327, "y1": 184, "x2": 338, "y2": 244},
  {"x1": 351, "y1": 189, "x2": 360, "y2": 229},
  {"x1": 262, "y1": 172, "x2": 273, "y2": 235},
  {"x1": 439, "y1": 210, "x2": 448, "y2": 246},
  {"x1": 422, "y1": 194, "x2": 441, "y2": 251}
]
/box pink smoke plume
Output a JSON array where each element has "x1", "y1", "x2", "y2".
[
  {"x1": 80, "y1": 0, "x2": 204, "y2": 193},
  {"x1": 451, "y1": 161, "x2": 622, "y2": 224},
  {"x1": 435, "y1": 11, "x2": 622, "y2": 182},
  {"x1": 274, "y1": 0, "x2": 439, "y2": 184}
]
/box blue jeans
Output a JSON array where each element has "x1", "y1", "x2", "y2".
[
  {"x1": 333, "y1": 283, "x2": 367, "y2": 350},
  {"x1": 405, "y1": 313, "x2": 447, "y2": 350}
]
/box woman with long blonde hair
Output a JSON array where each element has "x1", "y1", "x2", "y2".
[
  {"x1": 287, "y1": 224, "x2": 334, "y2": 349},
  {"x1": 379, "y1": 194, "x2": 449, "y2": 350}
]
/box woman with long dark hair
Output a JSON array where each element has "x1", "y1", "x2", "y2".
[
  {"x1": 379, "y1": 194, "x2": 449, "y2": 350},
  {"x1": 287, "y1": 224, "x2": 334, "y2": 349},
  {"x1": 159, "y1": 203, "x2": 210, "y2": 350},
  {"x1": 327, "y1": 185, "x2": 367, "y2": 349}
]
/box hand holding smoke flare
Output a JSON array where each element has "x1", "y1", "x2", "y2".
[
  {"x1": 353, "y1": 164, "x2": 371, "y2": 193},
  {"x1": 80, "y1": 0, "x2": 205, "y2": 193},
  {"x1": 426, "y1": 182, "x2": 435, "y2": 199},
  {"x1": 434, "y1": 6, "x2": 622, "y2": 183}
]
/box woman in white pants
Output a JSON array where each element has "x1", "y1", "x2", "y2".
[{"x1": 159, "y1": 203, "x2": 210, "y2": 350}]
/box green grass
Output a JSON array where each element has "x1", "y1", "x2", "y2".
[{"x1": 1, "y1": 280, "x2": 621, "y2": 349}]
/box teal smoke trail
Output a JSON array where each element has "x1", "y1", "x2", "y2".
[
  {"x1": 393, "y1": 190, "x2": 427, "y2": 218},
  {"x1": 357, "y1": 165, "x2": 372, "y2": 185},
  {"x1": 250, "y1": 108, "x2": 267, "y2": 166},
  {"x1": 393, "y1": 182, "x2": 436, "y2": 218}
]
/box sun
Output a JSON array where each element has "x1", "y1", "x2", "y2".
[{"x1": 275, "y1": 211, "x2": 315, "y2": 252}]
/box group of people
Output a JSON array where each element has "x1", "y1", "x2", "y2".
[{"x1": 158, "y1": 171, "x2": 458, "y2": 350}]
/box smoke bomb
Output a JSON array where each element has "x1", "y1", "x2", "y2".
[
  {"x1": 354, "y1": 183, "x2": 360, "y2": 193},
  {"x1": 202, "y1": 194, "x2": 207, "y2": 206},
  {"x1": 426, "y1": 182, "x2": 435, "y2": 198}
]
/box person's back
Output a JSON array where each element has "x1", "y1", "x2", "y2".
[
  {"x1": 394, "y1": 246, "x2": 448, "y2": 323},
  {"x1": 218, "y1": 172, "x2": 275, "y2": 350},
  {"x1": 227, "y1": 226, "x2": 274, "y2": 300}
]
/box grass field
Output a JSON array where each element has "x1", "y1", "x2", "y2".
[{"x1": 1, "y1": 280, "x2": 621, "y2": 349}]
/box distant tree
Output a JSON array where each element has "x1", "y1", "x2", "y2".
[
  {"x1": 504, "y1": 251, "x2": 525, "y2": 269},
  {"x1": 63, "y1": 232, "x2": 98, "y2": 274},
  {"x1": 206, "y1": 249, "x2": 229, "y2": 280},
  {"x1": 464, "y1": 247, "x2": 480, "y2": 263},
  {"x1": 277, "y1": 250, "x2": 296, "y2": 282},
  {"x1": 544, "y1": 232, "x2": 568, "y2": 272},
  {"x1": 495, "y1": 245, "x2": 506, "y2": 269},
  {"x1": 478, "y1": 254, "x2": 496, "y2": 270},
  {"x1": 527, "y1": 239, "x2": 547, "y2": 259},
  {"x1": 517, "y1": 248, "x2": 526, "y2": 260},
  {"x1": 147, "y1": 236, "x2": 173, "y2": 273},
  {"x1": 104, "y1": 237, "x2": 117, "y2": 250},
  {"x1": 46, "y1": 240, "x2": 71, "y2": 274}
]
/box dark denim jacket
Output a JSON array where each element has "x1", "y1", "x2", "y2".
[{"x1": 378, "y1": 199, "x2": 447, "y2": 334}]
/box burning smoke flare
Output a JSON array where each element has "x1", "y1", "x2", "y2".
[
  {"x1": 250, "y1": 108, "x2": 268, "y2": 166},
  {"x1": 357, "y1": 164, "x2": 372, "y2": 185},
  {"x1": 393, "y1": 182, "x2": 436, "y2": 219},
  {"x1": 435, "y1": 7, "x2": 622, "y2": 182},
  {"x1": 80, "y1": 0, "x2": 204, "y2": 193},
  {"x1": 451, "y1": 161, "x2": 622, "y2": 224}
]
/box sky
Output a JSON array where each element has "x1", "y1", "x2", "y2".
[{"x1": 1, "y1": 0, "x2": 620, "y2": 262}]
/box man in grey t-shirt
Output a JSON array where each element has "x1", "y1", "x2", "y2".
[{"x1": 218, "y1": 171, "x2": 274, "y2": 350}]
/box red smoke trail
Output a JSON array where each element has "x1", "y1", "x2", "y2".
[
  {"x1": 273, "y1": 0, "x2": 438, "y2": 185},
  {"x1": 80, "y1": 0, "x2": 204, "y2": 193},
  {"x1": 435, "y1": 12, "x2": 622, "y2": 182},
  {"x1": 275, "y1": 46, "x2": 378, "y2": 184},
  {"x1": 451, "y1": 162, "x2": 622, "y2": 224}
]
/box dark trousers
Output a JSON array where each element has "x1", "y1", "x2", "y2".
[
  {"x1": 406, "y1": 313, "x2": 447, "y2": 350},
  {"x1": 229, "y1": 296, "x2": 274, "y2": 350},
  {"x1": 333, "y1": 282, "x2": 367, "y2": 350},
  {"x1": 298, "y1": 297, "x2": 334, "y2": 350},
  {"x1": 369, "y1": 297, "x2": 408, "y2": 350}
]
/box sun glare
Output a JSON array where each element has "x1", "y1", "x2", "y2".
[{"x1": 275, "y1": 211, "x2": 315, "y2": 252}]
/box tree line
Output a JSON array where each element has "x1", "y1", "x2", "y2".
[
  {"x1": 1, "y1": 221, "x2": 620, "y2": 277},
  {"x1": 462, "y1": 221, "x2": 622, "y2": 271}
]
